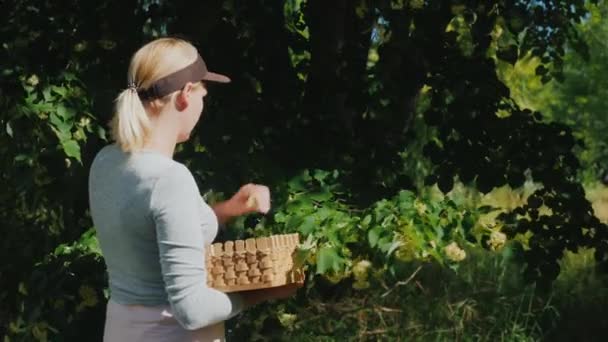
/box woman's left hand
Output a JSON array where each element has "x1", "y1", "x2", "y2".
[
  {"x1": 228, "y1": 183, "x2": 271, "y2": 215},
  {"x1": 212, "y1": 184, "x2": 271, "y2": 225}
]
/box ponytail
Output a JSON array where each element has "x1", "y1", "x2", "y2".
[{"x1": 110, "y1": 88, "x2": 151, "y2": 152}]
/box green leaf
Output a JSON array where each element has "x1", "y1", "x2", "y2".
[
  {"x1": 316, "y1": 246, "x2": 344, "y2": 274},
  {"x1": 386, "y1": 240, "x2": 403, "y2": 256},
  {"x1": 378, "y1": 236, "x2": 393, "y2": 253},
  {"x1": 461, "y1": 212, "x2": 476, "y2": 235},
  {"x1": 361, "y1": 214, "x2": 372, "y2": 227},
  {"x1": 97, "y1": 126, "x2": 107, "y2": 140},
  {"x1": 397, "y1": 190, "x2": 415, "y2": 204},
  {"x1": 312, "y1": 169, "x2": 331, "y2": 183},
  {"x1": 287, "y1": 177, "x2": 306, "y2": 192},
  {"x1": 326, "y1": 227, "x2": 341, "y2": 246},
  {"x1": 299, "y1": 216, "x2": 316, "y2": 235},
  {"x1": 293, "y1": 235, "x2": 316, "y2": 268},
  {"x1": 80, "y1": 228, "x2": 101, "y2": 254},
  {"x1": 51, "y1": 85, "x2": 67, "y2": 97},
  {"x1": 274, "y1": 212, "x2": 287, "y2": 223},
  {"x1": 61, "y1": 139, "x2": 81, "y2": 161},
  {"x1": 315, "y1": 207, "x2": 334, "y2": 221},
  {"x1": 53, "y1": 243, "x2": 72, "y2": 256},
  {"x1": 286, "y1": 215, "x2": 304, "y2": 230},
  {"x1": 309, "y1": 190, "x2": 332, "y2": 202},
  {"x1": 5, "y1": 122, "x2": 13, "y2": 137},
  {"x1": 14, "y1": 154, "x2": 28, "y2": 162},
  {"x1": 25, "y1": 90, "x2": 39, "y2": 104},
  {"x1": 368, "y1": 226, "x2": 382, "y2": 247},
  {"x1": 52, "y1": 127, "x2": 71, "y2": 142},
  {"x1": 56, "y1": 104, "x2": 75, "y2": 120},
  {"x1": 43, "y1": 87, "x2": 53, "y2": 101},
  {"x1": 49, "y1": 112, "x2": 63, "y2": 127}
]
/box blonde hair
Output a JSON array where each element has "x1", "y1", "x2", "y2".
[{"x1": 110, "y1": 37, "x2": 199, "y2": 152}]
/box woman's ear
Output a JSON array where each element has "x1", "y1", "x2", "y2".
[{"x1": 175, "y1": 82, "x2": 195, "y2": 111}]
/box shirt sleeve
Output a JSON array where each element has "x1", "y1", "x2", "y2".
[{"x1": 150, "y1": 163, "x2": 244, "y2": 330}]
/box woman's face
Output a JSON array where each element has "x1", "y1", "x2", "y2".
[{"x1": 176, "y1": 82, "x2": 207, "y2": 143}]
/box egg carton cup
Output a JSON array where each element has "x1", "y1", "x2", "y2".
[{"x1": 206, "y1": 233, "x2": 305, "y2": 292}]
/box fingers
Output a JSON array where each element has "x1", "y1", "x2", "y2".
[
  {"x1": 245, "y1": 184, "x2": 270, "y2": 214},
  {"x1": 255, "y1": 185, "x2": 270, "y2": 213},
  {"x1": 246, "y1": 195, "x2": 257, "y2": 209}
]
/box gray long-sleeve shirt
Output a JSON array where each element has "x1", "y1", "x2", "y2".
[{"x1": 88, "y1": 144, "x2": 243, "y2": 330}]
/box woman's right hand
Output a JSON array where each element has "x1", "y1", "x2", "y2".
[{"x1": 240, "y1": 283, "x2": 301, "y2": 308}]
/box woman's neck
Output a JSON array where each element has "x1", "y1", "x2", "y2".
[{"x1": 142, "y1": 110, "x2": 179, "y2": 158}]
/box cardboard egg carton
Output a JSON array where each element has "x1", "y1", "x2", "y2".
[{"x1": 206, "y1": 233, "x2": 305, "y2": 292}]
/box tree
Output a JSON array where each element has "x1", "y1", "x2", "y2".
[
  {"x1": 498, "y1": 1, "x2": 608, "y2": 184},
  {"x1": 1, "y1": 0, "x2": 606, "y2": 339}
]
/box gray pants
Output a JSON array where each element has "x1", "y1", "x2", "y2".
[{"x1": 103, "y1": 300, "x2": 226, "y2": 342}]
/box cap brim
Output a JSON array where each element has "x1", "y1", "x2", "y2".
[{"x1": 203, "y1": 71, "x2": 231, "y2": 83}]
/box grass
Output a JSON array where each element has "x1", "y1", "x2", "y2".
[{"x1": 231, "y1": 245, "x2": 608, "y2": 341}]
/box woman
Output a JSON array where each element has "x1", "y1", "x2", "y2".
[{"x1": 88, "y1": 37, "x2": 298, "y2": 341}]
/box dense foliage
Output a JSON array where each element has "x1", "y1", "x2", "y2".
[{"x1": 1, "y1": 0, "x2": 607, "y2": 340}]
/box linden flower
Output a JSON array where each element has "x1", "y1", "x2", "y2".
[
  {"x1": 352, "y1": 260, "x2": 372, "y2": 290},
  {"x1": 352, "y1": 260, "x2": 372, "y2": 278},
  {"x1": 278, "y1": 313, "x2": 297, "y2": 328},
  {"x1": 27, "y1": 74, "x2": 39, "y2": 86},
  {"x1": 79, "y1": 117, "x2": 91, "y2": 127},
  {"x1": 444, "y1": 242, "x2": 466, "y2": 262},
  {"x1": 489, "y1": 231, "x2": 507, "y2": 251},
  {"x1": 414, "y1": 199, "x2": 428, "y2": 215}
]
